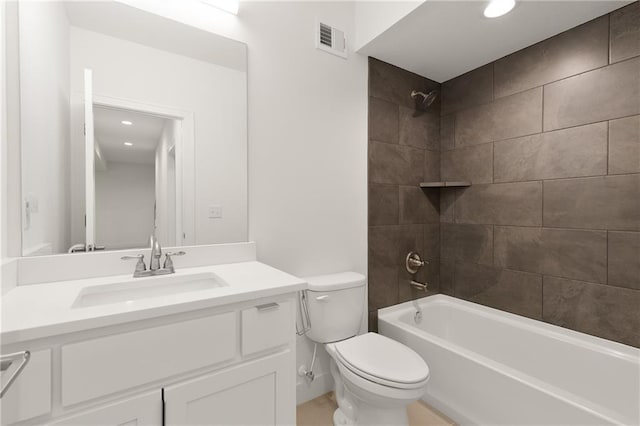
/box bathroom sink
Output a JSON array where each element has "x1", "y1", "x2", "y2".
[{"x1": 72, "y1": 272, "x2": 227, "y2": 308}]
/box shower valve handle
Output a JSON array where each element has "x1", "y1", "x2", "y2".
[{"x1": 406, "y1": 252, "x2": 428, "y2": 274}]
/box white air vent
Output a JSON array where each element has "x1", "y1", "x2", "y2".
[{"x1": 316, "y1": 21, "x2": 347, "y2": 59}]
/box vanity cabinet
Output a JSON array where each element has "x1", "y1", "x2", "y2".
[
  {"x1": 50, "y1": 392, "x2": 162, "y2": 426},
  {"x1": 164, "y1": 352, "x2": 292, "y2": 425},
  {"x1": 1, "y1": 295, "x2": 296, "y2": 426},
  {"x1": 61, "y1": 312, "x2": 237, "y2": 406}
]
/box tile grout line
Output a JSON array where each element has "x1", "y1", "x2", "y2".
[
  {"x1": 608, "y1": 12, "x2": 612, "y2": 65},
  {"x1": 451, "y1": 114, "x2": 639, "y2": 151},
  {"x1": 447, "y1": 53, "x2": 639, "y2": 128},
  {"x1": 541, "y1": 178, "x2": 545, "y2": 228},
  {"x1": 606, "y1": 120, "x2": 610, "y2": 175},
  {"x1": 605, "y1": 230, "x2": 609, "y2": 286}
]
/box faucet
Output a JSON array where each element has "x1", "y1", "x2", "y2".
[
  {"x1": 121, "y1": 234, "x2": 186, "y2": 277},
  {"x1": 149, "y1": 234, "x2": 162, "y2": 271},
  {"x1": 406, "y1": 251, "x2": 429, "y2": 291}
]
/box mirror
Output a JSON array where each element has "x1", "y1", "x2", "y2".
[{"x1": 16, "y1": 0, "x2": 248, "y2": 256}]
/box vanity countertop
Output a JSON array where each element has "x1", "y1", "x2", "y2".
[{"x1": 1, "y1": 261, "x2": 306, "y2": 345}]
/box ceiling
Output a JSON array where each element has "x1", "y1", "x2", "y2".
[
  {"x1": 64, "y1": 1, "x2": 247, "y2": 71},
  {"x1": 358, "y1": 1, "x2": 631, "y2": 82},
  {"x1": 94, "y1": 106, "x2": 169, "y2": 166}
]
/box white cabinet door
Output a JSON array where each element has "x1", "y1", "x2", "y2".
[
  {"x1": 50, "y1": 391, "x2": 161, "y2": 426},
  {"x1": 1, "y1": 349, "x2": 51, "y2": 425},
  {"x1": 165, "y1": 351, "x2": 295, "y2": 426}
]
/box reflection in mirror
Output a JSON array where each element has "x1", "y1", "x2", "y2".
[
  {"x1": 92, "y1": 106, "x2": 178, "y2": 251},
  {"x1": 17, "y1": 0, "x2": 248, "y2": 256}
]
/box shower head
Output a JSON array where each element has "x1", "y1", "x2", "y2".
[{"x1": 411, "y1": 90, "x2": 438, "y2": 108}]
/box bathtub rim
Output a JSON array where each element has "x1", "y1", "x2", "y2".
[
  {"x1": 378, "y1": 294, "x2": 639, "y2": 360},
  {"x1": 378, "y1": 295, "x2": 640, "y2": 425}
]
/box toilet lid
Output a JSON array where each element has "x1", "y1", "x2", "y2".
[{"x1": 334, "y1": 333, "x2": 429, "y2": 387}]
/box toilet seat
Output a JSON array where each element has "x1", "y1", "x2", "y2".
[{"x1": 332, "y1": 333, "x2": 429, "y2": 390}]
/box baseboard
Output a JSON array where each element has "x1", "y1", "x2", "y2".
[{"x1": 296, "y1": 371, "x2": 334, "y2": 405}]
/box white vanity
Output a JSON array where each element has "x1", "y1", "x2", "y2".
[{"x1": 1, "y1": 243, "x2": 306, "y2": 425}]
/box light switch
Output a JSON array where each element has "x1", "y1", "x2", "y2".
[{"x1": 208, "y1": 204, "x2": 222, "y2": 219}]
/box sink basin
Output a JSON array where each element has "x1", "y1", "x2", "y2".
[{"x1": 72, "y1": 272, "x2": 227, "y2": 308}]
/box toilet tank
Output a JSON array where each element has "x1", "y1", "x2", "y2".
[{"x1": 303, "y1": 272, "x2": 366, "y2": 343}]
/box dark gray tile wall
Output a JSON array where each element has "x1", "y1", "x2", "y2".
[
  {"x1": 493, "y1": 16, "x2": 609, "y2": 99},
  {"x1": 493, "y1": 123, "x2": 608, "y2": 182},
  {"x1": 609, "y1": 2, "x2": 640, "y2": 63},
  {"x1": 368, "y1": 3, "x2": 639, "y2": 345},
  {"x1": 609, "y1": 115, "x2": 640, "y2": 175},
  {"x1": 437, "y1": 2, "x2": 640, "y2": 347},
  {"x1": 368, "y1": 58, "x2": 441, "y2": 331}
]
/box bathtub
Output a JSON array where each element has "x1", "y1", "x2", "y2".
[{"x1": 378, "y1": 295, "x2": 639, "y2": 425}]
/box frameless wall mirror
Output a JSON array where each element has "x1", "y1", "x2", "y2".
[{"x1": 15, "y1": 0, "x2": 248, "y2": 256}]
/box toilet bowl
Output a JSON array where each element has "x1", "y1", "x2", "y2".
[
  {"x1": 326, "y1": 333, "x2": 429, "y2": 425},
  {"x1": 302, "y1": 272, "x2": 430, "y2": 426}
]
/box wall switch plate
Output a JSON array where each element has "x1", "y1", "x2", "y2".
[{"x1": 208, "y1": 204, "x2": 222, "y2": 219}]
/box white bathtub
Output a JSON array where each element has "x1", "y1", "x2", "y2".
[{"x1": 378, "y1": 295, "x2": 640, "y2": 425}]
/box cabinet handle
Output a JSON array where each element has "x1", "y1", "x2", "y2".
[
  {"x1": 256, "y1": 302, "x2": 279, "y2": 312},
  {"x1": 0, "y1": 351, "x2": 30, "y2": 398}
]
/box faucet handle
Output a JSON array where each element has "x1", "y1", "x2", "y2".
[
  {"x1": 406, "y1": 251, "x2": 428, "y2": 274},
  {"x1": 121, "y1": 254, "x2": 147, "y2": 275},
  {"x1": 163, "y1": 251, "x2": 186, "y2": 272}
]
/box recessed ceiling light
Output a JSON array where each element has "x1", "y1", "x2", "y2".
[
  {"x1": 201, "y1": 0, "x2": 239, "y2": 15},
  {"x1": 121, "y1": 120, "x2": 133, "y2": 125},
  {"x1": 124, "y1": 142, "x2": 133, "y2": 146},
  {"x1": 484, "y1": 0, "x2": 515, "y2": 18}
]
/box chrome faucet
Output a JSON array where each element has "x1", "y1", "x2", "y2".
[
  {"x1": 121, "y1": 234, "x2": 186, "y2": 277},
  {"x1": 149, "y1": 234, "x2": 162, "y2": 271},
  {"x1": 406, "y1": 251, "x2": 429, "y2": 291}
]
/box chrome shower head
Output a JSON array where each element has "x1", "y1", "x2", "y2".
[{"x1": 410, "y1": 90, "x2": 438, "y2": 107}]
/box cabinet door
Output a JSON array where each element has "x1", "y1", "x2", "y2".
[
  {"x1": 50, "y1": 391, "x2": 161, "y2": 426},
  {"x1": 164, "y1": 351, "x2": 294, "y2": 426},
  {"x1": 1, "y1": 349, "x2": 51, "y2": 425}
]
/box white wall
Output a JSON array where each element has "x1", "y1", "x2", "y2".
[
  {"x1": 95, "y1": 162, "x2": 155, "y2": 250},
  {"x1": 1, "y1": 1, "x2": 7, "y2": 259},
  {"x1": 237, "y1": 3, "x2": 368, "y2": 402},
  {"x1": 69, "y1": 26, "x2": 247, "y2": 248},
  {"x1": 1, "y1": 1, "x2": 22, "y2": 259},
  {"x1": 18, "y1": 1, "x2": 71, "y2": 255},
  {"x1": 155, "y1": 120, "x2": 177, "y2": 247}
]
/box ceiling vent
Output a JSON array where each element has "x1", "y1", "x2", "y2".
[{"x1": 316, "y1": 21, "x2": 347, "y2": 59}]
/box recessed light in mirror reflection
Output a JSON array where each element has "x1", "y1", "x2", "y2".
[
  {"x1": 123, "y1": 142, "x2": 133, "y2": 146},
  {"x1": 484, "y1": 0, "x2": 515, "y2": 18},
  {"x1": 121, "y1": 120, "x2": 133, "y2": 125}
]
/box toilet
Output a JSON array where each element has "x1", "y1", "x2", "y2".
[{"x1": 303, "y1": 272, "x2": 430, "y2": 426}]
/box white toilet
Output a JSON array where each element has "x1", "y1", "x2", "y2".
[{"x1": 303, "y1": 272, "x2": 430, "y2": 426}]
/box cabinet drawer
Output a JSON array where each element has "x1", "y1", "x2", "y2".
[
  {"x1": 62, "y1": 312, "x2": 236, "y2": 406},
  {"x1": 241, "y1": 300, "x2": 292, "y2": 356},
  {"x1": 1, "y1": 349, "x2": 51, "y2": 424}
]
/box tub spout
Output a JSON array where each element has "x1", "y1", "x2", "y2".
[{"x1": 410, "y1": 280, "x2": 428, "y2": 291}]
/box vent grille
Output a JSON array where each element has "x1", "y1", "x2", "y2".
[
  {"x1": 316, "y1": 21, "x2": 347, "y2": 59},
  {"x1": 319, "y1": 23, "x2": 332, "y2": 47}
]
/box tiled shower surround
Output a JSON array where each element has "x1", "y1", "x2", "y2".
[{"x1": 368, "y1": 2, "x2": 640, "y2": 347}]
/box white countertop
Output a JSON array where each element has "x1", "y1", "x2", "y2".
[{"x1": 1, "y1": 261, "x2": 306, "y2": 345}]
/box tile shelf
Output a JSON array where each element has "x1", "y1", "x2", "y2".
[{"x1": 419, "y1": 181, "x2": 472, "y2": 188}]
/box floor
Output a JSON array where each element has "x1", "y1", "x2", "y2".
[{"x1": 297, "y1": 392, "x2": 455, "y2": 426}]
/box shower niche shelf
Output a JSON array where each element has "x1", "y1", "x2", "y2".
[{"x1": 420, "y1": 181, "x2": 471, "y2": 188}]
